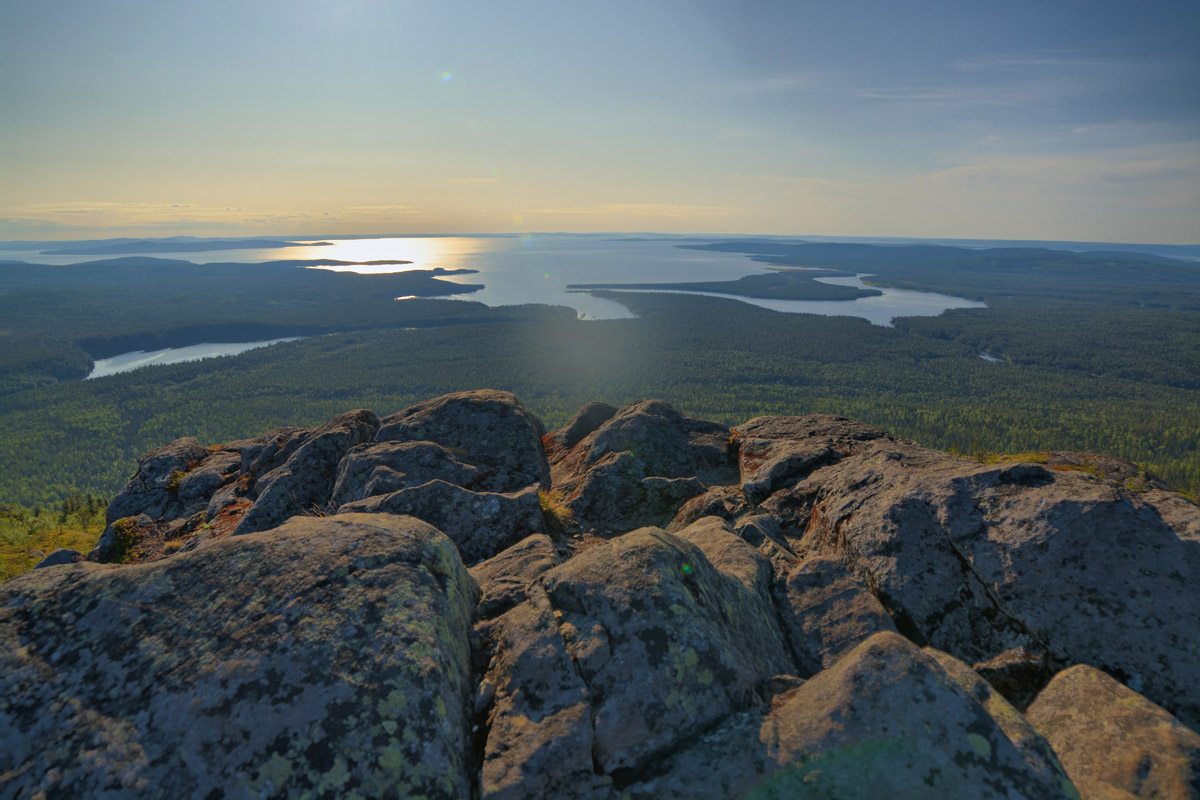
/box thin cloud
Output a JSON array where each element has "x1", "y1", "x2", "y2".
[{"x1": 530, "y1": 203, "x2": 737, "y2": 218}]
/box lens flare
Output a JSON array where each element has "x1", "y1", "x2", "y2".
[
  {"x1": 441, "y1": 71, "x2": 454, "y2": 83},
  {"x1": 521, "y1": 233, "x2": 535, "y2": 246}
]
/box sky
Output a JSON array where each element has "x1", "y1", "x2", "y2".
[{"x1": 1, "y1": 0, "x2": 1198, "y2": 243}]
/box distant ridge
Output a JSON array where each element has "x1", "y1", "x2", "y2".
[{"x1": 40, "y1": 238, "x2": 331, "y2": 256}]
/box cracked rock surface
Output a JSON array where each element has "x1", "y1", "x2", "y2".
[{"x1": 12, "y1": 392, "x2": 1200, "y2": 798}]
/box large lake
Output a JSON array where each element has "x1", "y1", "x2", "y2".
[{"x1": 13, "y1": 234, "x2": 984, "y2": 324}]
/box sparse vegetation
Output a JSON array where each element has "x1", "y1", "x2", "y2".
[
  {"x1": 0, "y1": 499, "x2": 105, "y2": 581},
  {"x1": 539, "y1": 489, "x2": 574, "y2": 533}
]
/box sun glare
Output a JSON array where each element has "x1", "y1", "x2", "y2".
[{"x1": 287, "y1": 237, "x2": 500, "y2": 274}]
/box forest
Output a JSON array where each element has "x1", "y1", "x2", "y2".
[{"x1": 0, "y1": 242, "x2": 1196, "y2": 512}]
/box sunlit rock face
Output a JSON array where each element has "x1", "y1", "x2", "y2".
[{"x1": 11, "y1": 390, "x2": 1200, "y2": 798}]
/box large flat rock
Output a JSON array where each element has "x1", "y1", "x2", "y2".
[{"x1": 0, "y1": 514, "x2": 479, "y2": 800}]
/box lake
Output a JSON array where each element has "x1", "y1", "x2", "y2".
[
  {"x1": 15, "y1": 234, "x2": 984, "y2": 324},
  {"x1": 88, "y1": 338, "x2": 302, "y2": 379}
]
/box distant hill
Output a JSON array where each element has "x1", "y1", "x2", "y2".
[{"x1": 39, "y1": 239, "x2": 331, "y2": 256}]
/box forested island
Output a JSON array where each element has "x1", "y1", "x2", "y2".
[
  {"x1": 568, "y1": 267, "x2": 880, "y2": 301},
  {"x1": 0, "y1": 240, "x2": 1196, "y2": 514}
]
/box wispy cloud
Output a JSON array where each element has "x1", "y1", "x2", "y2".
[
  {"x1": 529, "y1": 203, "x2": 738, "y2": 218},
  {"x1": 443, "y1": 177, "x2": 500, "y2": 185}
]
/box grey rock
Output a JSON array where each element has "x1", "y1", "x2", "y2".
[
  {"x1": 479, "y1": 591, "x2": 606, "y2": 800},
  {"x1": 627, "y1": 632, "x2": 1079, "y2": 800},
  {"x1": 376, "y1": 390, "x2": 550, "y2": 492},
  {"x1": 329, "y1": 440, "x2": 484, "y2": 509},
  {"x1": 538, "y1": 527, "x2": 793, "y2": 774},
  {"x1": 779, "y1": 554, "x2": 897, "y2": 675},
  {"x1": 563, "y1": 451, "x2": 707, "y2": 533},
  {"x1": 339, "y1": 480, "x2": 545, "y2": 565},
  {"x1": 175, "y1": 450, "x2": 240, "y2": 508},
  {"x1": 470, "y1": 534, "x2": 560, "y2": 620},
  {"x1": 105, "y1": 437, "x2": 211, "y2": 525},
  {"x1": 235, "y1": 409, "x2": 379, "y2": 534},
  {"x1": 789, "y1": 442, "x2": 1200, "y2": 727},
  {"x1": 0, "y1": 513, "x2": 480, "y2": 800},
  {"x1": 1026, "y1": 664, "x2": 1200, "y2": 800},
  {"x1": 548, "y1": 401, "x2": 617, "y2": 451},
  {"x1": 33, "y1": 549, "x2": 82, "y2": 569}
]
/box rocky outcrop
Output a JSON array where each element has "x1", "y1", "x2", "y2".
[
  {"x1": 7, "y1": 392, "x2": 1200, "y2": 798},
  {"x1": 2, "y1": 514, "x2": 479, "y2": 799}
]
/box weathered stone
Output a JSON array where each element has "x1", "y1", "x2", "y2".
[
  {"x1": 0, "y1": 514, "x2": 480, "y2": 800},
  {"x1": 972, "y1": 647, "x2": 1053, "y2": 711},
  {"x1": 328, "y1": 440, "x2": 484, "y2": 509},
  {"x1": 33, "y1": 548, "x2": 82, "y2": 568},
  {"x1": 376, "y1": 390, "x2": 550, "y2": 491},
  {"x1": 1026, "y1": 664, "x2": 1200, "y2": 800},
  {"x1": 789, "y1": 442, "x2": 1200, "y2": 727},
  {"x1": 674, "y1": 516, "x2": 776, "y2": 611},
  {"x1": 924, "y1": 647, "x2": 1075, "y2": 794},
  {"x1": 230, "y1": 425, "x2": 309, "y2": 476},
  {"x1": 470, "y1": 534, "x2": 560, "y2": 619},
  {"x1": 558, "y1": 399, "x2": 734, "y2": 484},
  {"x1": 539, "y1": 527, "x2": 793, "y2": 774},
  {"x1": 236, "y1": 409, "x2": 379, "y2": 534},
  {"x1": 564, "y1": 451, "x2": 706, "y2": 533},
  {"x1": 105, "y1": 437, "x2": 210, "y2": 525},
  {"x1": 479, "y1": 591, "x2": 606, "y2": 800},
  {"x1": 737, "y1": 436, "x2": 837, "y2": 502},
  {"x1": 175, "y1": 449, "x2": 240, "y2": 508},
  {"x1": 733, "y1": 413, "x2": 896, "y2": 455},
  {"x1": 779, "y1": 554, "x2": 897, "y2": 675},
  {"x1": 626, "y1": 633, "x2": 1080, "y2": 799},
  {"x1": 339, "y1": 480, "x2": 545, "y2": 565},
  {"x1": 547, "y1": 401, "x2": 617, "y2": 451},
  {"x1": 667, "y1": 485, "x2": 750, "y2": 531},
  {"x1": 731, "y1": 513, "x2": 800, "y2": 572}
]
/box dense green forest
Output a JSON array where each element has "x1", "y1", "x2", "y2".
[
  {"x1": 0, "y1": 242, "x2": 1196, "y2": 507},
  {"x1": 0, "y1": 257, "x2": 486, "y2": 393}
]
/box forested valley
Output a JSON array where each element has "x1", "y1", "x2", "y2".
[{"x1": 0, "y1": 242, "x2": 1196, "y2": 513}]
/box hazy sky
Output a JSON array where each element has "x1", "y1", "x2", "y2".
[{"x1": 2, "y1": 0, "x2": 1198, "y2": 242}]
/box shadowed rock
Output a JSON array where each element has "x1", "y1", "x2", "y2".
[
  {"x1": 470, "y1": 533, "x2": 560, "y2": 620},
  {"x1": 0, "y1": 514, "x2": 479, "y2": 800},
  {"x1": 339, "y1": 480, "x2": 545, "y2": 565},
  {"x1": 328, "y1": 440, "x2": 485, "y2": 509},
  {"x1": 235, "y1": 409, "x2": 379, "y2": 534},
  {"x1": 626, "y1": 633, "x2": 1080, "y2": 799},
  {"x1": 778, "y1": 554, "x2": 898, "y2": 675},
  {"x1": 785, "y1": 442, "x2": 1200, "y2": 727}
]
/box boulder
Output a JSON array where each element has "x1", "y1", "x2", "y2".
[
  {"x1": 328, "y1": 440, "x2": 485, "y2": 509},
  {"x1": 1026, "y1": 664, "x2": 1200, "y2": 800},
  {"x1": 553, "y1": 399, "x2": 734, "y2": 485},
  {"x1": 626, "y1": 633, "x2": 1080, "y2": 799},
  {"x1": 339, "y1": 480, "x2": 545, "y2": 565},
  {"x1": 537, "y1": 527, "x2": 793, "y2": 774},
  {"x1": 175, "y1": 449, "x2": 241, "y2": 508},
  {"x1": 546, "y1": 401, "x2": 617, "y2": 452},
  {"x1": 778, "y1": 554, "x2": 898, "y2": 675},
  {"x1": 375, "y1": 390, "x2": 550, "y2": 491},
  {"x1": 478, "y1": 591, "x2": 609, "y2": 800},
  {"x1": 0, "y1": 514, "x2": 479, "y2": 800},
  {"x1": 787, "y1": 442, "x2": 1200, "y2": 727},
  {"x1": 104, "y1": 436, "x2": 210, "y2": 525},
  {"x1": 470, "y1": 533, "x2": 561, "y2": 620},
  {"x1": 33, "y1": 548, "x2": 82, "y2": 568},
  {"x1": 563, "y1": 451, "x2": 707, "y2": 533},
  {"x1": 235, "y1": 409, "x2": 379, "y2": 534}
]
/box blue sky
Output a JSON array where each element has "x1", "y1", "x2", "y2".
[{"x1": 2, "y1": 0, "x2": 1197, "y2": 242}]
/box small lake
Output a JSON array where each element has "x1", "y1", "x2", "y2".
[{"x1": 88, "y1": 338, "x2": 302, "y2": 379}]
